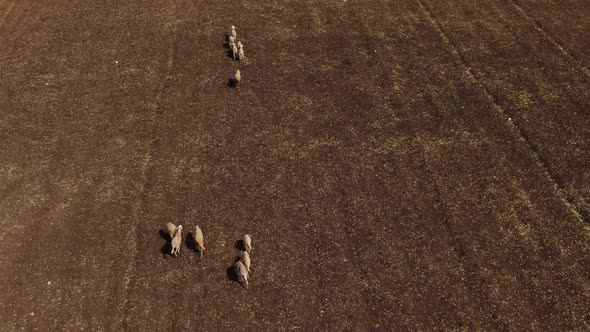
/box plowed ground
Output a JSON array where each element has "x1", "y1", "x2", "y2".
[{"x1": 1, "y1": 0, "x2": 589, "y2": 330}]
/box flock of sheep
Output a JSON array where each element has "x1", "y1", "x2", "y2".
[
  {"x1": 161, "y1": 26, "x2": 254, "y2": 289},
  {"x1": 164, "y1": 222, "x2": 253, "y2": 289},
  {"x1": 160, "y1": 25, "x2": 255, "y2": 288},
  {"x1": 228, "y1": 25, "x2": 244, "y2": 87}
]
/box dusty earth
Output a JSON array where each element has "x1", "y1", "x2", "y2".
[{"x1": 1, "y1": 0, "x2": 589, "y2": 330}]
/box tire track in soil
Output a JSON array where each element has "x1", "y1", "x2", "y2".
[
  {"x1": 323, "y1": 10, "x2": 402, "y2": 330},
  {"x1": 417, "y1": 137, "x2": 509, "y2": 330},
  {"x1": 0, "y1": 2, "x2": 177, "y2": 329},
  {"x1": 416, "y1": 0, "x2": 587, "y2": 225},
  {"x1": 507, "y1": 0, "x2": 590, "y2": 79},
  {"x1": 306, "y1": 170, "x2": 380, "y2": 329},
  {"x1": 117, "y1": 10, "x2": 179, "y2": 331},
  {"x1": 292, "y1": 2, "x2": 381, "y2": 328}
]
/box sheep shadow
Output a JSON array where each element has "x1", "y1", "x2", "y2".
[
  {"x1": 235, "y1": 239, "x2": 247, "y2": 251},
  {"x1": 185, "y1": 231, "x2": 204, "y2": 258},
  {"x1": 226, "y1": 48, "x2": 236, "y2": 61},
  {"x1": 223, "y1": 33, "x2": 232, "y2": 49},
  {"x1": 186, "y1": 231, "x2": 197, "y2": 252},
  {"x1": 159, "y1": 230, "x2": 172, "y2": 257},
  {"x1": 227, "y1": 78, "x2": 238, "y2": 88},
  {"x1": 226, "y1": 257, "x2": 247, "y2": 289}
]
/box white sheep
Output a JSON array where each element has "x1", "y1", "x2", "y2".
[
  {"x1": 240, "y1": 250, "x2": 251, "y2": 273},
  {"x1": 166, "y1": 222, "x2": 177, "y2": 238},
  {"x1": 234, "y1": 69, "x2": 241, "y2": 86},
  {"x1": 231, "y1": 43, "x2": 238, "y2": 61},
  {"x1": 231, "y1": 25, "x2": 237, "y2": 40},
  {"x1": 244, "y1": 234, "x2": 252, "y2": 254},
  {"x1": 238, "y1": 43, "x2": 245, "y2": 61},
  {"x1": 194, "y1": 226, "x2": 205, "y2": 258},
  {"x1": 235, "y1": 260, "x2": 249, "y2": 289},
  {"x1": 171, "y1": 225, "x2": 183, "y2": 256}
]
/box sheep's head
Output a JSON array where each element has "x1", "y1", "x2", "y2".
[
  {"x1": 231, "y1": 25, "x2": 236, "y2": 29},
  {"x1": 177, "y1": 225, "x2": 183, "y2": 232}
]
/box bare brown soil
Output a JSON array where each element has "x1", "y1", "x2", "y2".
[{"x1": 1, "y1": 0, "x2": 589, "y2": 330}]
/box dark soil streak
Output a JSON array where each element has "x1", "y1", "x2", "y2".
[
  {"x1": 418, "y1": 137, "x2": 509, "y2": 330},
  {"x1": 507, "y1": 0, "x2": 590, "y2": 78},
  {"x1": 118, "y1": 7, "x2": 179, "y2": 331},
  {"x1": 417, "y1": 0, "x2": 587, "y2": 225}
]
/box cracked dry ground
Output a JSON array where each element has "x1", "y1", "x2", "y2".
[{"x1": 1, "y1": 0, "x2": 589, "y2": 330}]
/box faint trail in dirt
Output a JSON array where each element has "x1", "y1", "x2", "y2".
[
  {"x1": 417, "y1": 138, "x2": 508, "y2": 330},
  {"x1": 118, "y1": 11, "x2": 179, "y2": 332},
  {"x1": 416, "y1": 0, "x2": 587, "y2": 225},
  {"x1": 0, "y1": 1, "x2": 15, "y2": 29},
  {"x1": 507, "y1": 0, "x2": 590, "y2": 79},
  {"x1": 118, "y1": 150, "x2": 151, "y2": 331},
  {"x1": 319, "y1": 203, "x2": 380, "y2": 322}
]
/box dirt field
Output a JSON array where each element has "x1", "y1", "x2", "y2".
[{"x1": 1, "y1": 0, "x2": 589, "y2": 330}]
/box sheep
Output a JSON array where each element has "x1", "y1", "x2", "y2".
[
  {"x1": 234, "y1": 69, "x2": 241, "y2": 86},
  {"x1": 171, "y1": 225, "x2": 183, "y2": 257},
  {"x1": 166, "y1": 222, "x2": 177, "y2": 238},
  {"x1": 194, "y1": 226, "x2": 205, "y2": 258},
  {"x1": 237, "y1": 43, "x2": 245, "y2": 61},
  {"x1": 230, "y1": 25, "x2": 237, "y2": 40},
  {"x1": 231, "y1": 43, "x2": 238, "y2": 61},
  {"x1": 240, "y1": 250, "x2": 251, "y2": 273},
  {"x1": 244, "y1": 234, "x2": 252, "y2": 254},
  {"x1": 234, "y1": 260, "x2": 249, "y2": 289}
]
